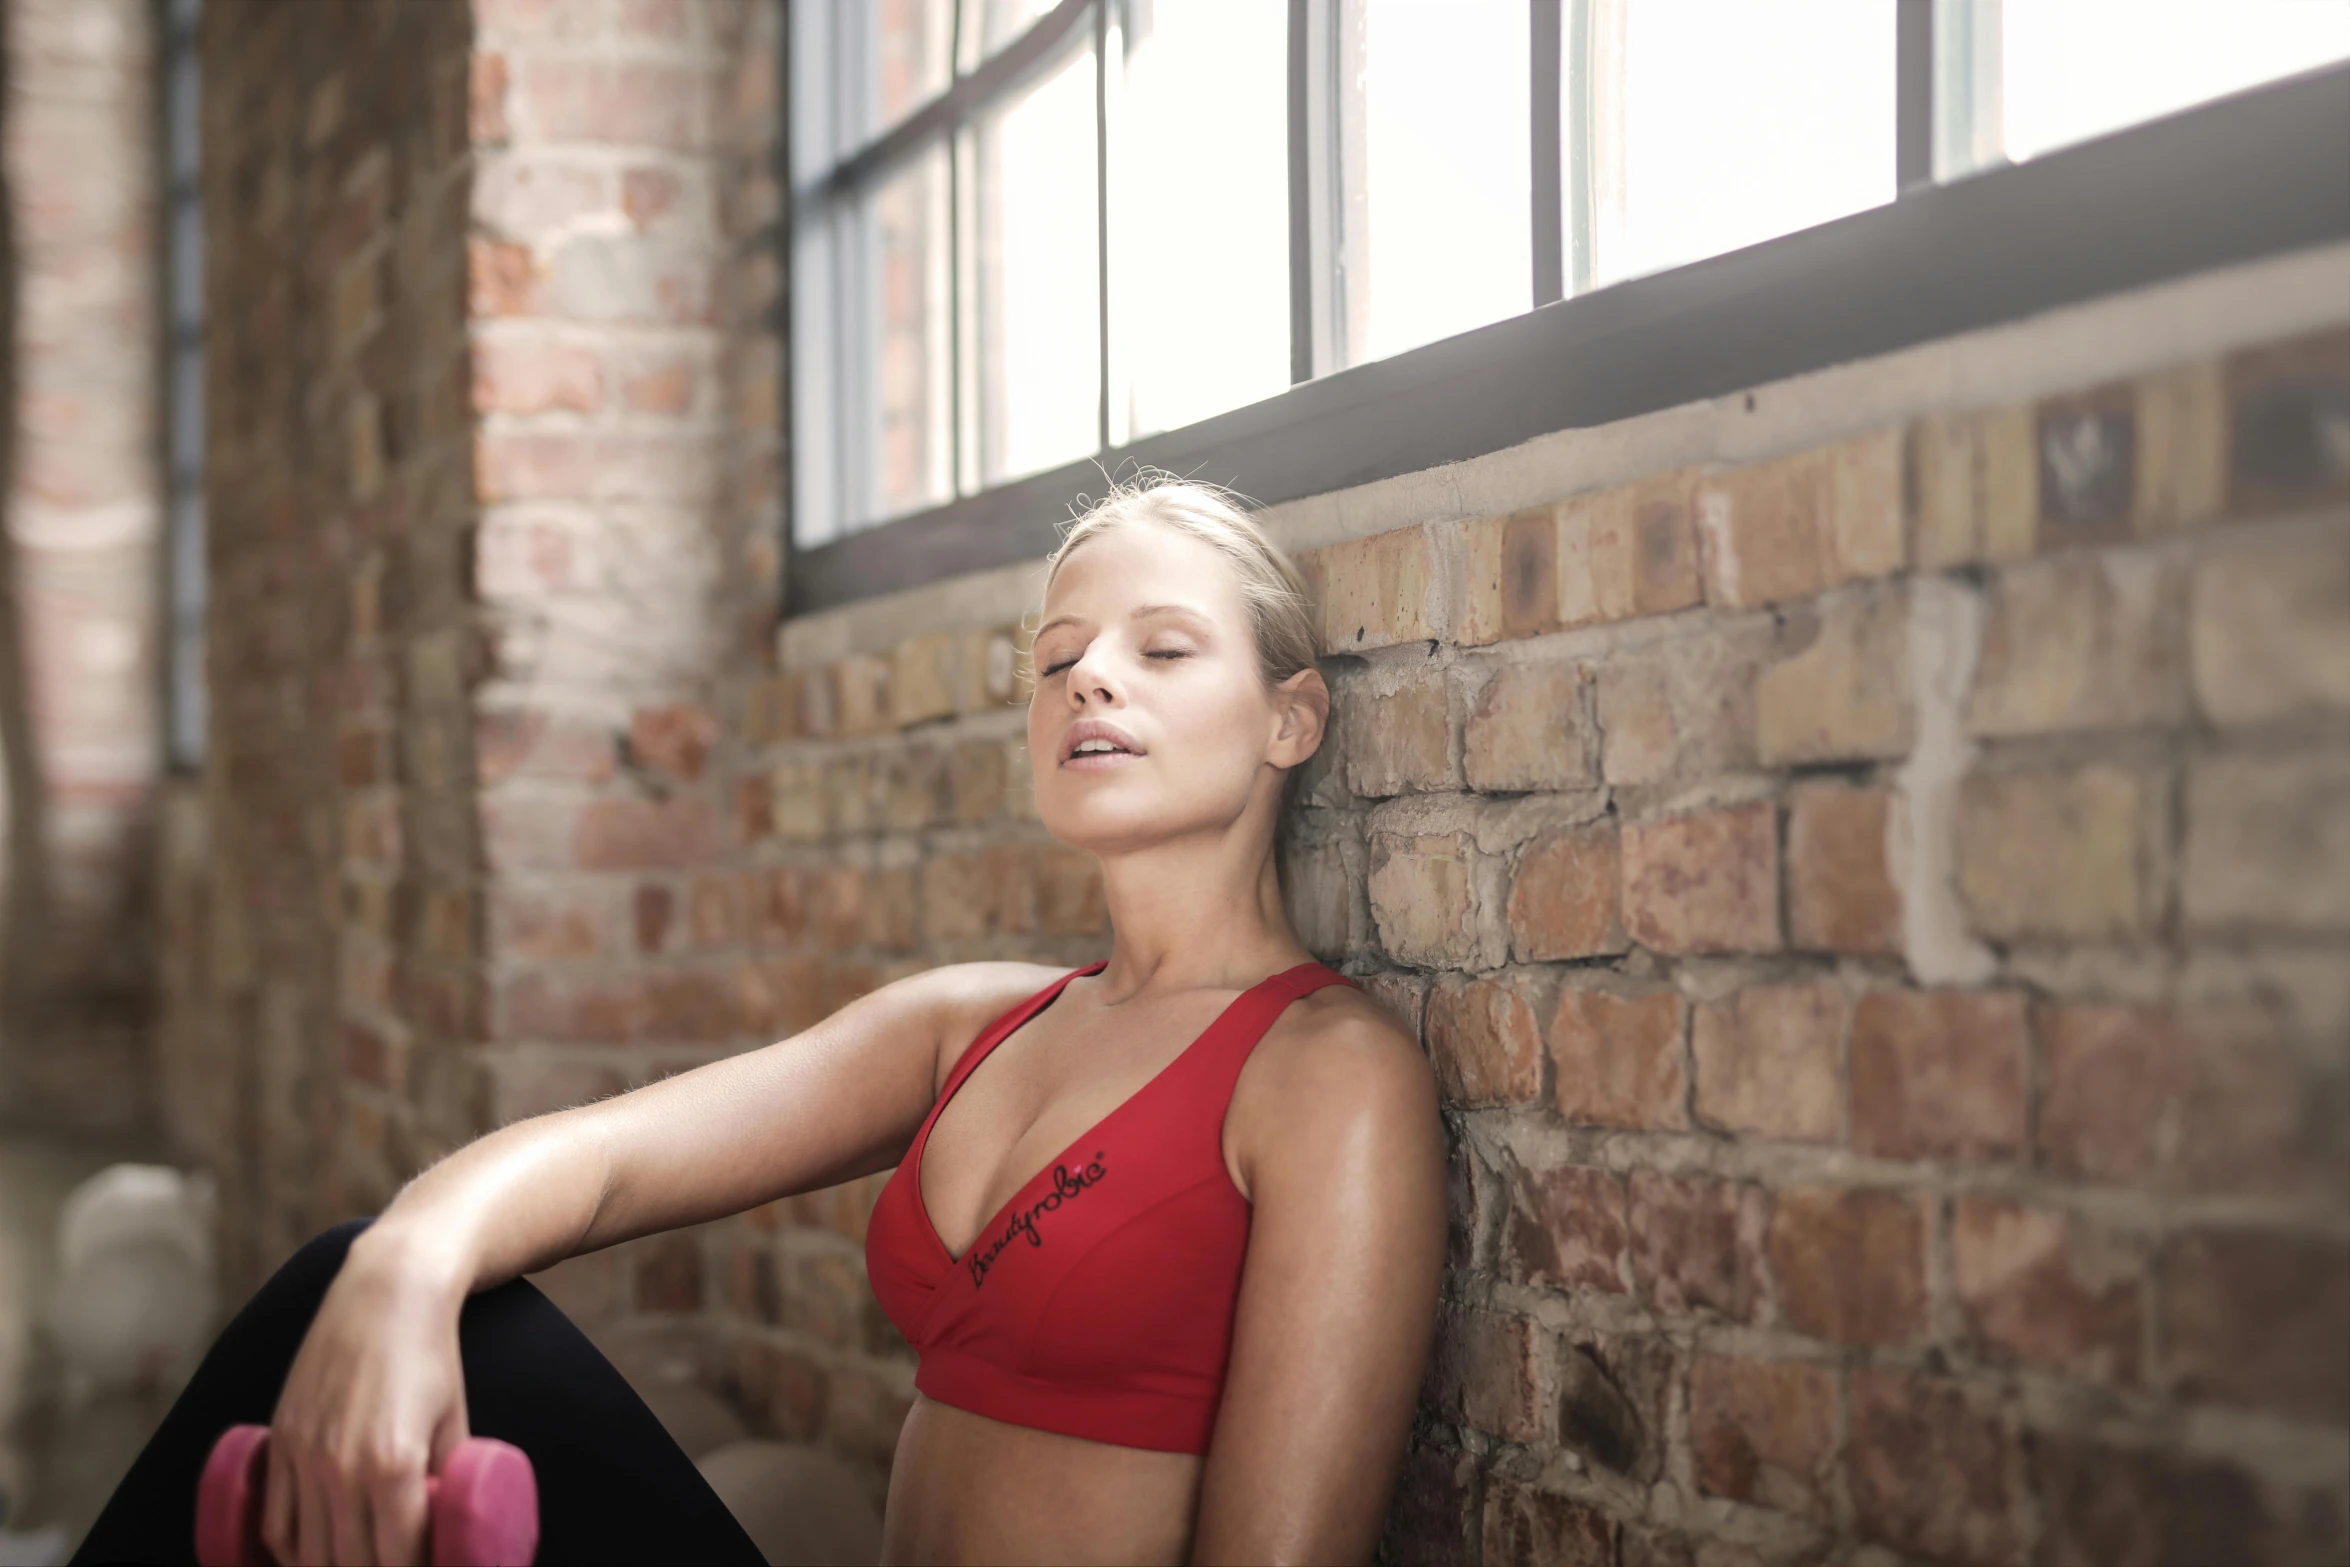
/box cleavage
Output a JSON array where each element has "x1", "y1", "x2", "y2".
[{"x1": 920, "y1": 992, "x2": 1224, "y2": 1261}]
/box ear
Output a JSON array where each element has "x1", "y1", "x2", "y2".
[{"x1": 1269, "y1": 664, "x2": 1331, "y2": 769}]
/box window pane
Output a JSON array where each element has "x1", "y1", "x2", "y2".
[
  {"x1": 855, "y1": 145, "x2": 953, "y2": 523},
  {"x1": 2000, "y1": 0, "x2": 2350, "y2": 165},
  {"x1": 964, "y1": 0, "x2": 1060, "y2": 68},
  {"x1": 1575, "y1": 0, "x2": 1895, "y2": 291},
  {"x1": 972, "y1": 37, "x2": 1100, "y2": 484},
  {"x1": 1110, "y1": 0, "x2": 1289, "y2": 439},
  {"x1": 856, "y1": 0, "x2": 953, "y2": 143},
  {"x1": 1342, "y1": 0, "x2": 1531, "y2": 367}
]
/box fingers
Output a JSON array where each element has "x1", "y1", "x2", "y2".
[
  {"x1": 368, "y1": 1462, "x2": 431, "y2": 1567},
  {"x1": 261, "y1": 1435, "x2": 300, "y2": 1566},
  {"x1": 296, "y1": 1452, "x2": 335, "y2": 1567},
  {"x1": 324, "y1": 1459, "x2": 378, "y2": 1567}
]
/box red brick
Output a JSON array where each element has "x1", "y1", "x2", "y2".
[
  {"x1": 1305, "y1": 524, "x2": 1441, "y2": 652},
  {"x1": 491, "y1": 882, "x2": 606, "y2": 959},
  {"x1": 2038, "y1": 1003, "x2": 2320, "y2": 1197},
  {"x1": 2162, "y1": 1228, "x2": 2350, "y2": 1422},
  {"x1": 622, "y1": 166, "x2": 682, "y2": 230},
  {"x1": 865, "y1": 866, "x2": 918, "y2": 952},
  {"x1": 475, "y1": 429, "x2": 597, "y2": 502},
  {"x1": 1952, "y1": 1198, "x2": 2141, "y2": 1383},
  {"x1": 471, "y1": 50, "x2": 510, "y2": 143},
  {"x1": 1506, "y1": 822, "x2": 1626, "y2": 961},
  {"x1": 2031, "y1": 1436, "x2": 2280, "y2": 1567},
  {"x1": 1556, "y1": 1337, "x2": 1671, "y2": 1482},
  {"x1": 511, "y1": 58, "x2": 704, "y2": 149},
  {"x1": 573, "y1": 796, "x2": 714, "y2": 870},
  {"x1": 634, "y1": 1233, "x2": 703, "y2": 1312},
  {"x1": 1504, "y1": 1163, "x2": 1626, "y2": 1293},
  {"x1": 1548, "y1": 985, "x2": 1687, "y2": 1131},
  {"x1": 1786, "y1": 781, "x2": 1900, "y2": 954},
  {"x1": 477, "y1": 709, "x2": 615, "y2": 784},
  {"x1": 628, "y1": 703, "x2": 716, "y2": 782},
  {"x1": 1767, "y1": 1188, "x2": 1927, "y2": 1346},
  {"x1": 1463, "y1": 663, "x2": 1594, "y2": 792},
  {"x1": 1367, "y1": 831, "x2": 1479, "y2": 966},
  {"x1": 1690, "y1": 982, "x2": 1845, "y2": 1144},
  {"x1": 633, "y1": 883, "x2": 673, "y2": 952},
  {"x1": 1378, "y1": 1446, "x2": 1474, "y2": 1567},
  {"x1": 946, "y1": 738, "x2": 1008, "y2": 822},
  {"x1": 733, "y1": 775, "x2": 772, "y2": 842},
  {"x1": 627, "y1": 361, "x2": 698, "y2": 415},
  {"x1": 744, "y1": 866, "x2": 810, "y2": 946},
  {"x1": 341, "y1": 1022, "x2": 400, "y2": 1091},
  {"x1": 733, "y1": 1338, "x2": 827, "y2": 1440},
  {"x1": 490, "y1": 1055, "x2": 629, "y2": 1123},
  {"x1": 737, "y1": 955, "x2": 828, "y2": 1036},
  {"x1": 1426, "y1": 971, "x2": 1546, "y2": 1108},
  {"x1": 1627, "y1": 1172, "x2": 1766, "y2": 1322},
  {"x1": 813, "y1": 865, "x2": 866, "y2": 951},
  {"x1": 2225, "y1": 327, "x2": 2350, "y2": 518},
  {"x1": 1459, "y1": 506, "x2": 1559, "y2": 645},
  {"x1": 1849, "y1": 989, "x2": 2027, "y2": 1161},
  {"x1": 1689, "y1": 1355, "x2": 1835, "y2": 1519},
  {"x1": 468, "y1": 236, "x2": 540, "y2": 316},
  {"x1": 1481, "y1": 1479, "x2": 1615, "y2": 1567},
  {"x1": 472, "y1": 335, "x2": 600, "y2": 413},
  {"x1": 1621, "y1": 801, "x2": 1780, "y2": 954},
  {"x1": 1345, "y1": 667, "x2": 1453, "y2": 796},
  {"x1": 1427, "y1": 1306, "x2": 1543, "y2": 1441},
  {"x1": 1847, "y1": 1369, "x2": 2022, "y2": 1566},
  {"x1": 1033, "y1": 845, "x2": 1105, "y2": 933}
]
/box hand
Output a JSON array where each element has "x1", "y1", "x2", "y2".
[{"x1": 261, "y1": 1232, "x2": 471, "y2": 1566}]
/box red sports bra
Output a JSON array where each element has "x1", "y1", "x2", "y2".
[{"x1": 864, "y1": 959, "x2": 1360, "y2": 1454}]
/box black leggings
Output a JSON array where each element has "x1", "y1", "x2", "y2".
[{"x1": 72, "y1": 1220, "x2": 766, "y2": 1566}]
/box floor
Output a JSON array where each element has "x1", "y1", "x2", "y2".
[{"x1": 0, "y1": 1129, "x2": 175, "y2": 1565}]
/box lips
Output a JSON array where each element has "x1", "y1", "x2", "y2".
[{"x1": 1058, "y1": 718, "x2": 1145, "y2": 766}]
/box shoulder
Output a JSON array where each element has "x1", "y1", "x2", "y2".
[
  {"x1": 1229, "y1": 982, "x2": 1441, "y2": 1197},
  {"x1": 882, "y1": 959, "x2": 1085, "y2": 1088}
]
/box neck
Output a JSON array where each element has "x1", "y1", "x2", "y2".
[{"x1": 1088, "y1": 810, "x2": 1313, "y2": 999}]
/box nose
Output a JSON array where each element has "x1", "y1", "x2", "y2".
[{"x1": 1063, "y1": 642, "x2": 1122, "y2": 706}]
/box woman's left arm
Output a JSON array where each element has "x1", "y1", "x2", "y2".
[{"x1": 1192, "y1": 1005, "x2": 1449, "y2": 1566}]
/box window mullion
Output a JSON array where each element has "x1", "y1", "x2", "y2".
[
  {"x1": 1532, "y1": 0, "x2": 1564, "y2": 306},
  {"x1": 1095, "y1": 0, "x2": 1112, "y2": 453},
  {"x1": 1286, "y1": 0, "x2": 1312, "y2": 383},
  {"x1": 1897, "y1": 0, "x2": 1933, "y2": 189}
]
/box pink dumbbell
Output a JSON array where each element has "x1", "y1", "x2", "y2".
[{"x1": 195, "y1": 1424, "x2": 539, "y2": 1566}]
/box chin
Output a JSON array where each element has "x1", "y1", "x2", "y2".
[{"x1": 1041, "y1": 781, "x2": 1252, "y2": 857}]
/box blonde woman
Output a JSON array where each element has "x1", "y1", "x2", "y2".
[{"x1": 79, "y1": 478, "x2": 1447, "y2": 1567}]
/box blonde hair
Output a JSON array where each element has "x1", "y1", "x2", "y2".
[{"x1": 1037, "y1": 471, "x2": 1320, "y2": 691}]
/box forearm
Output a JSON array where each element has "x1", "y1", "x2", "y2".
[{"x1": 351, "y1": 1107, "x2": 614, "y2": 1301}]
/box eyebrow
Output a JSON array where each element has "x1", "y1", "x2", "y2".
[{"x1": 1034, "y1": 603, "x2": 1214, "y2": 639}]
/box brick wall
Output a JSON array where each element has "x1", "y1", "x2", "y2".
[
  {"x1": 165, "y1": 0, "x2": 2350, "y2": 1552},
  {"x1": 0, "y1": 0, "x2": 162, "y2": 1128},
  {"x1": 739, "y1": 300, "x2": 2350, "y2": 1560}
]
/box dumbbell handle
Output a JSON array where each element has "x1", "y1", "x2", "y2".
[{"x1": 195, "y1": 1424, "x2": 539, "y2": 1566}]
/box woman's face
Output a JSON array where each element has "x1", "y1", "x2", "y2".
[{"x1": 1026, "y1": 523, "x2": 1318, "y2": 855}]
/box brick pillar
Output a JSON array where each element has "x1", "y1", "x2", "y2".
[{"x1": 0, "y1": 0, "x2": 161, "y2": 1129}]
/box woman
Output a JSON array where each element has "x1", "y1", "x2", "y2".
[{"x1": 78, "y1": 479, "x2": 1447, "y2": 1566}]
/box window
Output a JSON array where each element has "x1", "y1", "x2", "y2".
[
  {"x1": 788, "y1": 0, "x2": 2350, "y2": 597},
  {"x1": 162, "y1": 0, "x2": 206, "y2": 772},
  {"x1": 1948, "y1": 0, "x2": 2350, "y2": 174}
]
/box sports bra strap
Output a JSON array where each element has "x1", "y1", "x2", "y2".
[{"x1": 1185, "y1": 961, "x2": 1360, "y2": 1111}]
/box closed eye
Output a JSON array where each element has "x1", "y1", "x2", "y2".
[{"x1": 1039, "y1": 649, "x2": 1191, "y2": 676}]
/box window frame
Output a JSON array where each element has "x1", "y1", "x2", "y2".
[
  {"x1": 783, "y1": 1, "x2": 2350, "y2": 616},
  {"x1": 159, "y1": 0, "x2": 206, "y2": 772}
]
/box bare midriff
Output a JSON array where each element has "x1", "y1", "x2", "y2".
[{"x1": 881, "y1": 1392, "x2": 1204, "y2": 1565}]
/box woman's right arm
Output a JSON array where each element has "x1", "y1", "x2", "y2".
[{"x1": 263, "y1": 960, "x2": 1054, "y2": 1567}]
